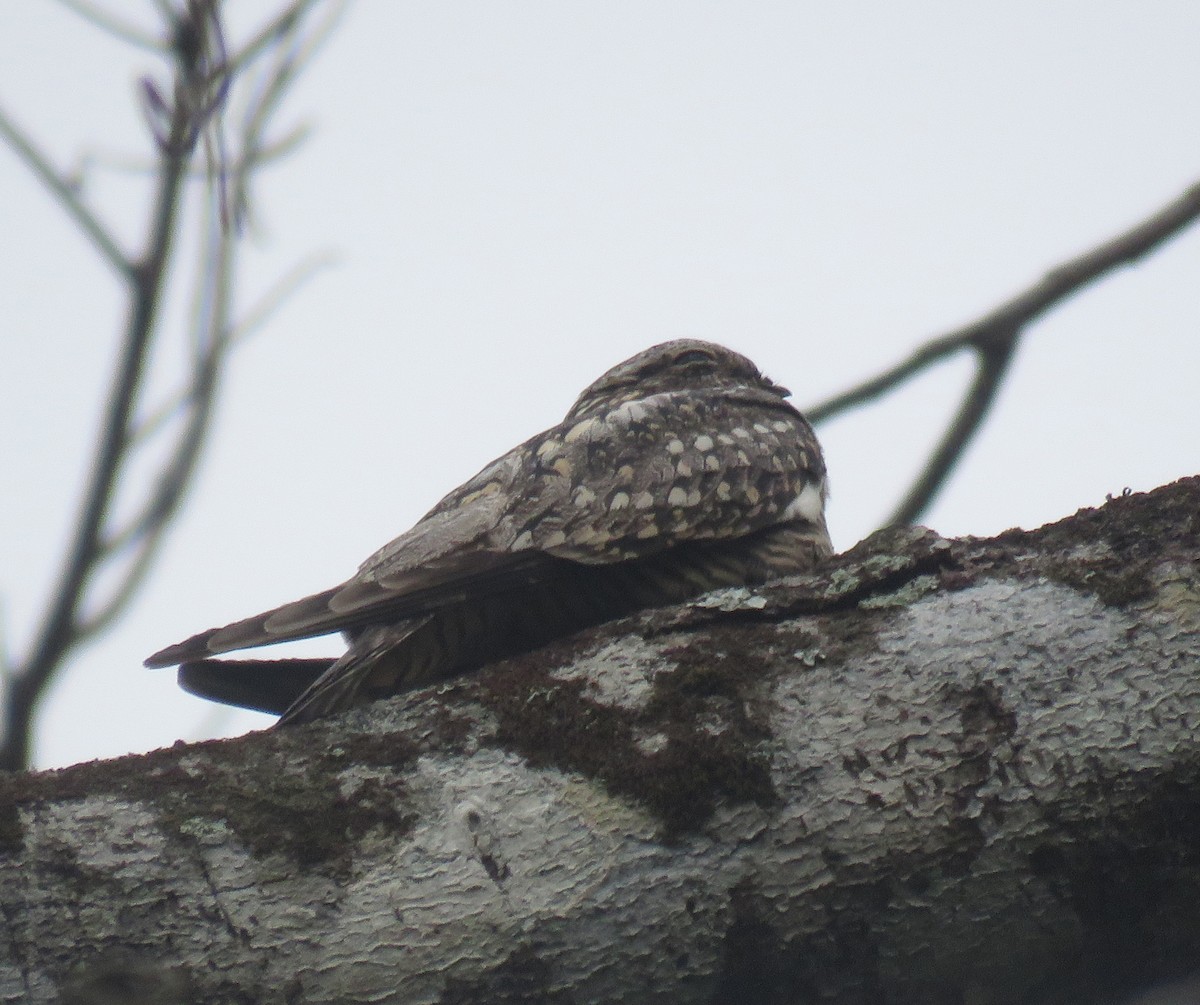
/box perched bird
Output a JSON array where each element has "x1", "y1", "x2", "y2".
[{"x1": 146, "y1": 340, "x2": 832, "y2": 725}]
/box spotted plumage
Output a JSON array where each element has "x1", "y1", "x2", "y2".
[{"x1": 146, "y1": 340, "x2": 832, "y2": 724}]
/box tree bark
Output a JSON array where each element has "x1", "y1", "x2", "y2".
[{"x1": 3, "y1": 477, "x2": 1199, "y2": 1005}]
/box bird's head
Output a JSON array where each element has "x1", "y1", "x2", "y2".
[{"x1": 565, "y1": 340, "x2": 790, "y2": 420}]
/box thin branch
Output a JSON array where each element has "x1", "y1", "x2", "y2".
[
  {"x1": 85, "y1": 192, "x2": 230, "y2": 632},
  {"x1": 223, "y1": 2, "x2": 344, "y2": 229},
  {"x1": 121, "y1": 250, "x2": 332, "y2": 460},
  {"x1": 234, "y1": 0, "x2": 348, "y2": 139},
  {"x1": 99, "y1": 299, "x2": 220, "y2": 559},
  {"x1": 809, "y1": 179, "x2": 1200, "y2": 425},
  {"x1": 120, "y1": 376, "x2": 210, "y2": 470},
  {"x1": 885, "y1": 338, "x2": 1018, "y2": 527},
  {"x1": 221, "y1": 2, "x2": 307, "y2": 78},
  {"x1": 806, "y1": 177, "x2": 1200, "y2": 525},
  {"x1": 805, "y1": 334, "x2": 962, "y2": 425},
  {"x1": 74, "y1": 537, "x2": 161, "y2": 641},
  {"x1": 279, "y1": 0, "x2": 350, "y2": 78},
  {"x1": 70, "y1": 123, "x2": 312, "y2": 179},
  {"x1": 73, "y1": 221, "x2": 228, "y2": 634},
  {"x1": 15, "y1": 92, "x2": 192, "y2": 663},
  {"x1": 1, "y1": 15, "x2": 206, "y2": 771},
  {"x1": 0, "y1": 0, "x2": 337, "y2": 771},
  {"x1": 54, "y1": 0, "x2": 167, "y2": 50},
  {"x1": 227, "y1": 251, "x2": 337, "y2": 343},
  {"x1": 91, "y1": 8, "x2": 335, "y2": 602},
  {"x1": 222, "y1": 0, "x2": 345, "y2": 82},
  {"x1": 0, "y1": 105, "x2": 131, "y2": 279}
]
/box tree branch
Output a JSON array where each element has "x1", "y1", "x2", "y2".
[
  {"x1": 119, "y1": 249, "x2": 331, "y2": 461},
  {"x1": 0, "y1": 0, "x2": 336, "y2": 771},
  {"x1": 3, "y1": 23, "x2": 201, "y2": 771},
  {"x1": 54, "y1": 0, "x2": 167, "y2": 51},
  {"x1": 85, "y1": 5, "x2": 336, "y2": 635},
  {"x1": 2, "y1": 477, "x2": 1197, "y2": 1005},
  {"x1": 806, "y1": 178, "x2": 1200, "y2": 525},
  {"x1": 0, "y1": 105, "x2": 131, "y2": 278},
  {"x1": 885, "y1": 333, "x2": 1018, "y2": 526}
]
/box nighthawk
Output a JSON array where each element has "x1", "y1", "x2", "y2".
[{"x1": 146, "y1": 340, "x2": 832, "y2": 725}]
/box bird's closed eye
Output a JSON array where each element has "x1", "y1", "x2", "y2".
[{"x1": 673, "y1": 349, "x2": 716, "y2": 366}]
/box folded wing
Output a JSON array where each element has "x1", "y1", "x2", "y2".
[{"x1": 145, "y1": 386, "x2": 827, "y2": 680}]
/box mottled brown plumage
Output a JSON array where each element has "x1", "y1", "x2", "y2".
[{"x1": 146, "y1": 340, "x2": 832, "y2": 724}]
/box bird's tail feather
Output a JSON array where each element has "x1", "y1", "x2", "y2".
[{"x1": 177, "y1": 658, "x2": 337, "y2": 716}]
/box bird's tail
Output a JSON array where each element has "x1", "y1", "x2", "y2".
[{"x1": 178, "y1": 658, "x2": 337, "y2": 716}]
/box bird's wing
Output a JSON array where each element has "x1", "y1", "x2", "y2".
[
  {"x1": 142, "y1": 468, "x2": 541, "y2": 666},
  {"x1": 145, "y1": 387, "x2": 825, "y2": 668},
  {"x1": 471, "y1": 385, "x2": 826, "y2": 562}
]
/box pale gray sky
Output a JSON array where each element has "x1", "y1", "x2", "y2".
[{"x1": 2, "y1": 3, "x2": 1198, "y2": 768}]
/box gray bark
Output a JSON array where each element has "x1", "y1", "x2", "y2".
[{"x1": 2, "y1": 477, "x2": 1199, "y2": 1005}]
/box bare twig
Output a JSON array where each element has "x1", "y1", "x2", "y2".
[
  {"x1": 72, "y1": 123, "x2": 312, "y2": 179},
  {"x1": 224, "y1": 0, "x2": 347, "y2": 229},
  {"x1": 806, "y1": 178, "x2": 1200, "y2": 527},
  {"x1": 0, "y1": 106, "x2": 131, "y2": 278},
  {"x1": 0, "y1": 0, "x2": 333, "y2": 770},
  {"x1": 54, "y1": 0, "x2": 167, "y2": 50},
  {"x1": 74, "y1": 538, "x2": 162, "y2": 641},
  {"x1": 121, "y1": 249, "x2": 333, "y2": 460},
  {"x1": 149, "y1": 0, "x2": 174, "y2": 24},
  {"x1": 886, "y1": 337, "x2": 1018, "y2": 527},
  {"x1": 74, "y1": 4, "x2": 331, "y2": 641},
  {"x1": 227, "y1": 251, "x2": 338, "y2": 343},
  {"x1": 76, "y1": 235, "x2": 226, "y2": 639},
  {"x1": 3, "y1": 20, "x2": 202, "y2": 770},
  {"x1": 223, "y1": 0, "x2": 346, "y2": 81}
]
